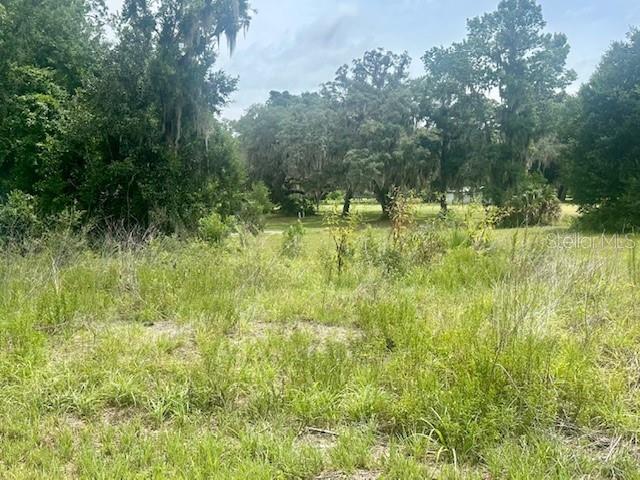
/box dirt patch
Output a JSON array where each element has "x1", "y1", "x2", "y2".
[
  {"x1": 297, "y1": 428, "x2": 339, "y2": 452},
  {"x1": 141, "y1": 321, "x2": 198, "y2": 359},
  {"x1": 557, "y1": 427, "x2": 640, "y2": 466},
  {"x1": 300, "y1": 428, "x2": 387, "y2": 480},
  {"x1": 57, "y1": 413, "x2": 86, "y2": 431},
  {"x1": 584, "y1": 432, "x2": 640, "y2": 463},
  {"x1": 232, "y1": 319, "x2": 363, "y2": 347},
  {"x1": 101, "y1": 407, "x2": 138, "y2": 426},
  {"x1": 315, "y1": 470, "x2": 381, "y2": 480},
  {"x1": 370, "y1": 443, "x2": 389, "y2": 463},
  {"x1": 141, "y1": 321, "x2": 195, "y2": 341},
  {"x1": 292, "y1": 320, "x2": 363, "y2": 344},
  {"x1": 49, "y1": 320, "x2": 199, "y2": 366}
]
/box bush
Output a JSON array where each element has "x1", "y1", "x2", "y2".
[
  {"x1": 0, "y1": 190, "x2": 42, "y2": 246},
  {"x1": 326, "y1": 190, "x2": 345, "y2": 203},
  {"x1": 281, "y1": 221, "x2": 306, "y2": 258},
  {"x1": 324, "y1": 208, "x2": 359, "y2": 275},
  {"x1": 198, "y1": 212, "x2": 233, "y2": 244},
  {"x1": 388, "y1": 189, "x2": 416, "y2": 251},
  {"x1": 236, "y1": 182, "x2": 274, "y2": 234},
  {"x1": 357, "y1": 226, "x2": 383, "y2": 265},
  {"x1": 406, "y1": 226, "x2": 447, "y2": 265},
  {"x1": 574, "y1": 194, "x2": 640, "y2": 233},
  {"x1": 499, "y1": 176, "x2": 561, "y2": 228},
  {"x1": 280, "y1": 194, "x2": 316, "y2": 217},
  {"x1": 441, "y1": 204, "x2": 501, "y2": 251},
  {"x1": 43, "y1": 206, "x2": 88, "y2": 265}
]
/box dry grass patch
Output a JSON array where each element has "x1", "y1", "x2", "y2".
[
  {"x1": 315, "y1": 470, "x2": 381, "y2": 480},
  {"x1": 232, "y1": 318, "x2": 363, "y2": 348}
]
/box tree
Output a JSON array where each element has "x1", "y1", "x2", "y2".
[
  {"x1": 0, "y1": 0, "x2": 252, "y2": 230},
  {"x1": 67, "y1": 0, "x2": 249, "y2": 227},
  {"x1": 236, "y1": 91, "x2": 340, "y2": 215},
  {"x1": 568, "y1": 29, "x2": 640, "y2": 230},
  {"x1": 466, "y1": 0, "x2": 575, "y2": 203},
  {"x1": 0, "y1": 0, "x2": 104, "y2": 200},
  {"x1": 419, "y1": 43, "x2": 496, "y2": 212},
  {"x1": 527, "y1": 95, "x2": 578, "y2": 201},
  {"x1": 323, "y1": 49, "x2": 427, "y2": 215}
]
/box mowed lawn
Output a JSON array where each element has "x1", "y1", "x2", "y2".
[{"x1": 1, "y1": 204, "x2": 639, "y2": 479}]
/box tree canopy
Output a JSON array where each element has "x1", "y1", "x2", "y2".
[
  {"x1": 568, "y1": 29, "x2": 640, "y2": 230},
  {"x1": 1, "y1": 0, "x2": 638, "y2": 232},
  {"x1": 0, "y1": 0, "x2": 253, "y2": 230},
  {"x1": 237, "y1": 0, "x2": 579, "y2": 216}
]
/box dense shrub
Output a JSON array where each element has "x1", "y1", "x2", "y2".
[
  {"x1": 281, "y1": 221, "x2": 306, "y2": 258},
  {"x1": 280, "y1": 194, "x2": 316, "y2": 217},
  {"x1": 236, "y1": 182, "x2": 274, "y2": 234},
  {"x1": 499, "y1": 176, "x2": 561, "y2": 227},
  {"x1": 197, "y1": 212, "x2": 233, "y2": 244},
  {"x1": 326, "y1": 190, "x2": 345, "y2": 203},
  {"x1": 324, "y1": 208, "x2": 359, "y2": 275},
  {"x1": 573, "y1": 187, "x2": 640, "y2": 233},
  {"x1": 0, "y1": 190, "x2": 42, "y2": 246}
]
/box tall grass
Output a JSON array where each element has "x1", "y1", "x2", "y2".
[{"x1": 0, "y1": 219, "x2": 638, "y2": 478}]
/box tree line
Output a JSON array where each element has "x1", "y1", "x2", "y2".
[
  {"x1": 0, "y1": 0, "x2": 638, "y2": 233},
  {"x1": 1, "y1": 0, "x2": 254, "y2": 233},
  {"x1": 236, "y1": 1, "x2": 640, "y2": 230}
]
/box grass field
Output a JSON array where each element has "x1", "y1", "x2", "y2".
[{"x1": 1, "y1": 203, "x2": 639, "y2": 479}]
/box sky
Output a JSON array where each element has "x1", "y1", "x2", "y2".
[{"x1": 105, "y1": 0, "x2": 640, "y2": 120}]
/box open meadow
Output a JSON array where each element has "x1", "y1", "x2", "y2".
[
  {"x1": 1, "y1": 204, "x2": 639, "y2": 479},
  {"x1": 2, "y1": 0, "x2": 640, "y2": 477}
]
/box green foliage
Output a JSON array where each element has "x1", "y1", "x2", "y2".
[
  {"x1": 280, "y1": 194, "x2": 317, "y2": 217},
  {"x1": 236, "y1": 183, "x2": 274, "y2": 234},
  {"x1": 281, "y1": 221, "x2": 306, "y2": 259},
  {"x1": 420, "y1": 43, "x2": 495, "y2": 210},
  {"x1": 0, "y1": 216, "x2": 639, "y2": 477},
  {"x1": 245, "y1": 182, "x2": 274, "y2": 215},
  {"x1": 0, "y1": 190, "x2": 42, "y2": 246},
  {"x1": 443, "y1": 204, "x2": 502, "y2": 251},
  {"x1": 406, "y1": 225, "x2": 448, "y2": 265},
  {"x1": 236, "y1": 91, "x2": 339, "y2": 212},
  {"x1": 324, "y1": 49, "x2": 432, "y2": 214},
  {"x1": 239, "y1": 2, "x2": 577, "y2": 216},
  {"x1": 324, "y1": 208, "x2": 360, "y2": 275},
  {"x1": 388, "y1": 189, "x2": 417, "y2": 250},
  {"x1": 355, "y1": 199, "x2": 446, "y2": 276},
  {"x1": 197, "y1": 212, "x2": 232, "y2": 245},
  {"x1": 357, "y1": 223, "x2": 446, "y2": 277},
  {"x1": 2, "y1": 1, "x2": 640, "y2": 477},
  {"x1": 568, "y1": 29, "x2": 640, "y2": 231},
  {"x1": 466, "y1": 0, "x2": 576, "y2": 201},
  {"x1": 0, "y1": 0, "x2": 252, "y2": 230},
  {"x1": 238, "y1": 49, "x2": 435, "y2": 216},
  {"x1": 500, "y1": 176, "x2": 561, "y2": 228},
  {"x1": 326, "y1": 190, "x2": 344, "y2": 203}
]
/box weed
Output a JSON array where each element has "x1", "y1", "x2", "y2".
[
  {"x1": 281, "y1": 221, "x2": 306, "y2": 258},
  {"x1": 324, "y1": 208, "x2": 360, "y2": 276}
]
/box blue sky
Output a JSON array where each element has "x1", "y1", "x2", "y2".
[{"x1": 106, "y1": 0, "x2": 640, "y2": 119}]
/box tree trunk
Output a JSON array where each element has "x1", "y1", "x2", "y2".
[
  {"x1": 439, "y1": 193, "x2": 448, "y2": 215},
  {"x1": 374, "y1": 184, "x2": 391, "y2": 218},
  {"x1": 439, "y1": 137, "x2": 450, "y2": 216},
  {"x1": 557, "y1": 184, "x2": 567, "y2": 202},
  {"x1": 342, "y1": 187, "x2": 353, "y2": 216}
]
